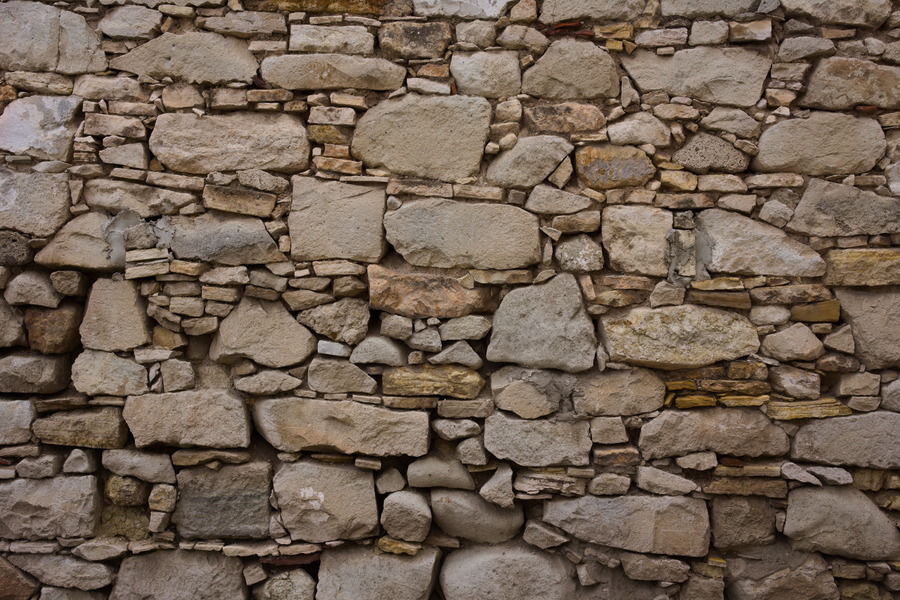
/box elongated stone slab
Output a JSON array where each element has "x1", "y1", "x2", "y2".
[
  {"x1": 802, "y1": 57, "x2": 900, "y2": 110},
  {"x1": 788, "y1": 179, "x2": 900, "y2": 236},
  {"x1": 368, "y1": 264, "x2": 497, "y2": 318},
  {"x1": 261, "y1": 54, "x2": 406, "y2": 90},
  {"x1": 791, "y1": 412, "x2": 900, "y2": 469},
  {"x1": 382, "y1": 365, "x2": 485, "y2": 399},
  {"x1": 0, "y1": 476, "x2": 100, "y2": 540},
  {"x1": 123, "y1": 390, "x2": 251, "y2": 448}
]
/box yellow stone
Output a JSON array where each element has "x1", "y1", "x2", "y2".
[
  {"x1": 824, "y1": 248, "x2": 900, "y2": 286},
  {"x1": 376, "y1": 536, "x2": 420, "y2": 556},
  {"x1": 767, "y1": 398, "x2": 851, "y2": 420},
  {"x1": 790, "y1": 299, "x2": 841, "y2": 322},
  {"x1": 382, "y1": 365, "x2": 485, "y2": 399},
  {"x1": 675, "y1": 394, "x2": 717, "y2": 409},
  {"x1": 719, "y1": 395, "x2": 769, "y2": 407}
]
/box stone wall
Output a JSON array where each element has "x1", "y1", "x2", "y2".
[{"x1": 0, "y1": 0, "x2": 899, "y2": 598}]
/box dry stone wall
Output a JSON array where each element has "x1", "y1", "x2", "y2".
[{"x1": 0, "y1": 0, "x2": 899, "y2": 598}]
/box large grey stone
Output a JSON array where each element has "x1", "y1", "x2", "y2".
[
  {"x1": 540, "y1": 0, "x2": 645, "y2": 21},
  {"x1": 72, "y1": 350, "x2": 148, "y2": 396},
  {"x1": 83, "y1": 179, "x2": 194, "y2": 218},
  {"x1": 352, "y1": 94, "x2": 491, "y2": 181},
  {"x1": 273, "y1": 460, "x2": 378, "y2": 543},
  {"x1": 607, "y1": 112, "x2": 671, "y2": 147},
  {"x1": 80, "y1": 279, "x2": 150, "y2": 352},
  {"x1": 621, "y1": 48, "x2": 771, "y2": 107},
  {"x1": 725, "y1": 542, "x2": 839, "y2": 600},
  {"x1": 307, "y1": 357, "x2": 377, "y2": 394},
  {"x1": 165, "y1": 212, "x2": 284, "y2": 265},
  {"x1": 789, "y1": 178, "x2": 900, "y2": 237},
  {"x1": 253, "y1": 570, "x2": 315, "y2": 600},
  {"x1": 254, "y1": 398, "x2": 429, "y2": 456},
  {"x1": 0, "y1": 351, "x2": 70, "y2": 394},
  {"x1": 544, "y1": 495, "x2": 711, "y2": 557},
  {"x1": 491, "y1": 366, "x2": 574, "y2": 419},
  {"x1": 0, "y1": 169, "x2": 70, "y2": 237},
  {"x1": 696, "y1": 209, "x2": 825, "y2": 277},
  {"x1": 6, "y1": 555, "x2": 113, "y2": 591},
  {"x1": 602, "y1": 205, "x2": 672, "y2": 277},
  {"x1": 753, "y1": 112, "x2": 885, "y2": 176},
  {"x1": 261, "y1": 54, "x2": 405, "y2": 90},
  {"x1": 0, "y1": 95, "x2": 81, "y2": 161},
  {"x1": 835, "y1": 289, "x2": 900, "y2": 369},
  {"x1": 450, "y1": 51, "x2": 521, "y2": 98},
  {"x1": 661, "y1": 0, "x2": 753, "y2": 17},
  {"x1": 174, "y1": 462, "x2": 271, "y2": 539},
  {"x1": 110, "y1": 551, "x2": 246, "y2": 600},
  {"x1": 639, "y1": 408, "x2": 790, "y2": 459},
  {"x1": 791, "y1": 412, "x2": 900, "y2": 469},
  {"x1": 0, "y1": 400, "x2": 35, "y2": 445},
  {"x1": 484, "y1": 412, "x2": 591, "y2": 466},
  {"x1": 486, "y1": 136, "x2": 573, "y2": 189},
  {"x1": 151, "y1": 112, "x2": 308, "y2": 175},
  {"x1": 780, "y1": 0, "x2": 891, "y2": 27},
  {"x1": 34, "y1": 213, "x2": 120, "y2": 272},
  {"x1": 110, "y1": 32, "x2": 256, "y2": 84},
  {"x1": 289, "y1": 177, "x2": 385, "y2": 263},
  {"x1": 0, "y1": 2, "x2": 106, "y2": 74},
  {"x1": 802, "y1": 57, "x2": 900, "y2": 110},
  {"x1": 384, "y1": 199, "x2": 540, "y2": 269},
  {"x1": 573, "y1": 368, "x2": 665, "y2": 416},
  {"x1": 123, "y1": 390, "x2": 251, "y2": 448},
  {"x1": 522, "y1": 39, "x2": 619, "y2": 99},
  {"x1": 601, "y1": 305, "x2": 759, "y2": 369},
  {"x1": 440, "y1": 542, "x2": 576, "y2": 600},
  {"x1": 413, "y1": 0, "x2": 514, "y2": 18},
  {"x1": 211, "y1": 297, "x2": 315, "y2": 368},
  {"x1": 102, "y1": 449, "x2": 175, "y2": 483},
  {"x1": 0, "y1": 476, "x2": 100, "y2": 540},
  {"x1": 784, "y1": 486, "x2": 900, "y2": 560},
  {"x1": 382, "y1": 490, "x2": 431, "y2": 542},
  {"x1": 712, "y1": 496, "x2": 776, "y2": 550},
  {"x1": 487, "y1": 274, "x2": 596, "y2": 372},
  {"x1": 317, "y1": 545, "x2": 440, "y2": 600},
  {"x1": 99, "y1": 5, "x2": 163, "y2": 39},
  {"x1": 0, "y1": 297, "x2": 25, "y2": 347},
  {"x1": 431, "y1": 489, "x2": 523, "y2": 543}
]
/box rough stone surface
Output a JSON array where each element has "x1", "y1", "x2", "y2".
[
  {"x1": 297, "y1": 298, "x2": 369, "y2": 345},
  {"x1": 789, "y1": 179, "x2": 900, "y2": 236},
  {"x1": 450, "y1": 51, "x2": 521, "y2": 98},
  {"x1": 72, "y1": 350, "x2": 148, "y2": 396},
  {"x1": 6, "y1": 555, "x2": 113, "y2": 591},
  {"x1": 780, "y1": 0, "x2": 891, "y2": 27},
  {"x1": 368, "y1": 265, "x2": 496, "y2": 318},
  {"x1": 802, "y1": 57, "x2": 900, "y2": 110},
  {"x1": 273, "y1": 460, "x2": 378, "y2": 543},
  {"x1": 540, "y1": 0, "x2": 645, "y2": 21},
  {"x1": 577, "y1": 145, "x2": 656, "y2": 190},
  {"x1": 261, "y1": 54, "x2": 406, "y2": 90},
  {"x1": 791, "y1": 412, "x2": 900, "y2": 469},
  {"x1": 602, "y1": 205, "x2": 672, "y2": 276},
  {"x1": 83, "y1": 179, "x2": 194, "y2": 218},
  {"x1": 725, "y1": 543, "x2": 840, "y2": 600},
  {"x1": 317, "y1": 545, "x2": 440, "y2": 600},
  {"x1": 673, "y1": 133, "x2": 749, "y2": 174},
  {"x1": 639, "y1": 408, "x2": 790, "y2": 458},
  {"x1": 0, "y1": 351, "x2": 70, "y2": 394},
  {"x1": 254, "y1": 398, "x2": 430, "y2": 456},
  {"x1": 754, "y1": 113, "x2": 886, "y2": 176},
  {"x1": 573, "y1": 368, "x2": 665, "y2": 416},
  {"x1": 487, "y1": 274, "x2": 596, "y2": 372},
  {"x1": 0, "y1": 95, "x2": 81, "y2": 161},
  {"x1": 621, "y1": 48, "x2": 771, "y2": 107},
  {"x1": 32, "y1": 407, "x2": 127, "y2": 449},
  {"x1": 385, "y1": 199, "x2": 540, "y2": 269},
  {"x1": 0, "y1": 400, "x2": 35, "y2": 445},
  {"x1": 601, "y1": 305, "x2": 759, "y2": 369},
  {"x1": 0, "y1": 476, "x2": 100, "y2": 540},
  {"x1": 166, "y1": 212, "x2": 285, "y2": 265},
  {"x1": 150, "y1": 112, "x2": 309, "y2": 174},
  {"x1": 414, "y1": 0, "x2": 514, "y2": 18},
  {"x1": 486, "y1": 136, "x2": 573, "y2": 189},
  {"x1": 712, "y1": 496, "x2": 776, "y2": 549},
  {"x1": 211, "y1": 297, "x2": 316, "y2": 367},
  {"x1": 544, "y1": 495, "x2": 711, "y2": 557},
  {"x1": 352, "y1": 95, "x2": 491, "y2": 181},
  {"x1": 34, "y1": 213, "x2": 119, "y2": 272},
  {"x1": 484, "y1": 412, "x2": 592, "y2": 466},
  {"x1": 0, "y1": 170, "x2": 71, "y2": 237},
  {"x1": 110, "y1": 551, "x2": 246, "y2": 600},
  {"x1": 522, "y1": 39, "x2": 619, "y2": 99}
]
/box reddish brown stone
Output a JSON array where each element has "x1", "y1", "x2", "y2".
[
  {"x1": 24, "y1": 303, "x2": 82, "y2": 354},
  {"x1": 0, "y1": 556, "x2": 38, "y2": 600},
  {"x1": 368, "y1": 264, "x2": 497, "y2": 318}
]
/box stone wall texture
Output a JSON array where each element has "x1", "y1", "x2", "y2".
[{"x1": 1, "y1": 0, "x2": 900, "y2": 598}]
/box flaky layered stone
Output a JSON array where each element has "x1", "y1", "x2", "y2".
[
  {"x1": 211, "y1": 297, "x2": 316, "y2": 368},
  {"x1": 601, "y1": 305, "x2": 759, "y2": 369},
  {"x1": 32, "y1": 407, "x2": 127, "y2": 449},
  {"x1": 0, "y1": 476, "x2": 100, "y2": 540},
  {"x1": 165, "y1": 212, "x2": 285, "y2": 265},
  {"x1": 792, "y1": 412, "x2": 900, "y2": 469},
  {"x1": 824, "y1": 249, "x2": 900, "y2": 287},
  {"x1": 0, "y1": 169, "x2": 70, "y2": 237},
  {"x1": 261, "y1": 54, "x2": 406, "y2": 90},
  {"x1": 368, "y1": 265, "x2": 497, "y2": 318},
  {"x1": 253, "y1": 398, "x2": 430, "y2": 456},
  {"x1": 384, "y1": 199, "x2": 540, "y2": 269},
  {"x1": 544, "y1": 495, "x2": 711, "y2": 557},
  {"x1": 382, "y1": 365, "x2": 485, "y2": 399},
  {"x1": 835, "y1": 289, "x2": 900, "y2": 368},
  {"x1": 110, "y1": 551, "x2": 246, "y2": 600},
  {"x1": 123, "y1": 390, "x2": 251, "y2": 448},
  {"x1": 522, "y1": 39, "x2": 619, "y2": 99}
]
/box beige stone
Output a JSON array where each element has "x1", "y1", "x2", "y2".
[
  {"x1": 261, "y1": 54, "x2": 406, "y2": 90},
  {"x1": 602, "y1": 205, "x2": 672, "y2": 277},
  {"x1": 383, "y1": 365, "x2": 485, "y2": 399},
  {"x1": 835, "y1": 289, "x2": 900, "y2": 369},
  {"x1": 368, "y1": 265, "x2": 496, "y2": 318},
  {"x1": 0, "y1": 169, "x2": 70, "y2": 237},
  {"x1": 573, "y1": 368, "x2": 665, "y2": 416},
  {"x1": 484, "y1": 413, "x2": 592, "y2": 466},
  {"x1": 32, "y1": 407, "x2": 128, "y2": 449},
  {"x1": 211, "y1": 297, "x2": 315, "y2": 368},
  {"x1": 522, "y1": 39, "x2": 619, "y2": 100},
  {"x1": 80, "y1": 279, "x2": 149, "y2": 352},
  {"x1": 824, "y1": 248, "x2": 900, "y2": 286}
]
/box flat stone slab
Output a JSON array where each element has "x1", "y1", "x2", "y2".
[
  {"x1": 0, "y1": 169, "x2": 70, "y2": 237},
  {"x1": 0, "y1": 476, "x2": 100, "y2": 540},
  {"x1": 110, "y1": 551, "x2": 246, "y2": 600},
  {"x1": 261, "y1": 54, "x2": 406, "y2": 90},
  {"x1": 791, "y1": 412, "x2": 900, "y2": 469},
  {"x1": 317, "y1": 545, "x2": 440, "y2": 600}
]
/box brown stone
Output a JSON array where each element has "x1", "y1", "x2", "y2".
[
  {"x1": 368, "y1": 265, "x2": 496, "y2": 318},
  {"x1": 702, "y1": 477, "x2": 788, "y2": 498},
  {"x1": 749, "y1": 284, "x2": 832, "y2": 305},
  {"x1": 766, "y1": 399, "x2": 851, "y2": 420},
  {"x1": 790, "y1": 300, "x2": 841, "y2": 322},
  {"x1": 32, "y1": 407, "x2": 128, "y2": 449},
  {"x1": 824, "y1": 248, "x2": 900, "y2": 286},
  {"x1": 524, "y1": 103, "x2": 606, "y2": 133},
  {"x1": 383, "y1": 365, "x2": 485, "y2": 399},
  {"x1": 576, "y1": 145, "x2": 655, "y2": 190}
]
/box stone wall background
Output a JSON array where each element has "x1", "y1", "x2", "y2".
[{"x1": 0, "y1": 0, "x2": 899, "y2": 598}]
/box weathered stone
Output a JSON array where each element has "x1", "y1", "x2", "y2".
[
  {"x1": 602, "y1": 205, "x2": 671, "y2": 277},
  {"x1": 524, "y1": 103, "x2": 606, "y2": 134},
  {"x1": 780, "y1": 0, "x2": 891, "y2": 27},
  {"x1": 835, "y1": 289, "x2": 900, "y2": 369},
  {"x1": 0, "y1": 231, "x2": 33, "y2": 267},
  {"x1": 791, "y1": 412, "x2": 900, "y2": 469},
  {"x1": 383, "y1": 365, "x2": 484, "y2": 399},
  {"x1": 380, "y1": 21, "x2": 451, "y2": 58},
  {"x1": 253, "y1": 570, "x2": 315, "y2": 600},
  {"x1": 150, "y1": 112, "x2": 309, "y2": 174},
  {"x1": 34, "y1": 213, "x2": 119, "y2": 272},
  {"x1": 440, "y1": 542, "x2": 576, "y2": 600},
  {"x1": 352, "y1": 95, "x2": 491, "y2": 181},
  {"x1": 297, "y1": 298, "x2": 369, "y2": 345},
  {"x1": 83, "y1": 180, "x2": 192, "y2": 218},
  {"x1": 80, "y1": 279, "x2": 149, "y2": 352},
  {"x1": 6, "y1": 555, "x2": 113, "y2": 591},
  {"x1": 4, "y1": 271, "x2": 62, "y2": 309},
  {"x1": 431, "y1": 489, "x2": 523, "y2": 543},
  {"x1": 174, "y1": 462, "x2": 270, "y2": 539},
  {"x1": 701, "y1": 107, "x2": 760, "y2": 138},
  {"x1": 385, "y1": 199, "x2": 540, "y2": 269},
  {"x1": 636, "y1": 466, "x2": 697, "y2": 495},
  {"x1": 661, "y1": 0, "x2": 753, "y2": 17},
  {"x1": 261, "y1": 54, "x2": 405, "y2": 90},
  {"x1": 753, "y1": 112, "x2": 885, "y2": 176},
  {"x1": 544, "y1": 495, "x2": 711, "y2": 557},
  {"x1": 318, "y1": 545, "x2": 440, "y2": 600},
  {"x1": 166, "y1": 212, "x2": 284, "y2": 265},
  {"x1": 0, "y1": 351, "x2": 70, "y2": 394},
  {"x1": 784, "y1": 486, "x2": 900, "y2": 560},
  {"x1": 573, "y1": 368, "x2": 665, "y2": 416},
  {"x1": 0, "y1": 400, "x2": 35, "y2": 445},
  {"x1": 696, "y1": 209, "x2": 825, "y2": 277},
  {"x1": 576, "y1": 145, "x2": 655, "y2": 190},
  {"x1": 450, "y1": 51, "x2": 521, "y2": 98},
  {"x1": 0, "y1": 95, "x2": 81, "y2": 161},
  {"x1": 235, "y1": 370, "x2": 302, "y2": 395},
  {"x1": 712, "y1": 496, "x2": 776, "y2": 549},
  {"x1": 0, "y1": 556, "x2": 38, "y2": 600},
  {"x1": 484, "y1": 412, "x2": 591, "y2": 466},
  {"x1": 761, "y1": 323, "x2": 824, "y2": 361},
  {"x1": 73, "y1": 75, "x2": 147, "y2": 101},
  {"x1": 621, "y1": 48, "x2": 771, "y2": 107},
  {"x1": 72, "y1": 350, "x2": 148, "y2": 396},
  {"x1": 487, "y1": 274, "x2": 597, "y2": 373},
  {"x1": 289, "y1": 24, "x2": 374, "y2": 53},
  {"x1": 368, "y1": 265, "x2": 496, "y2": 319},
  {"x1": 110, "y1": 551, "x2": 246, "y2": 600},
  {"x1": 102, "y1": 449, "x2": 175, "y2": 483},
  {"x1": 789, "y1": 179, "x2": 900, "y2": 237},
  {"x1": 0, "y1": 2, "x2": 106, "y2": 74},
  {"x1": 110, "y1": 32, "x2": 256, "y2": 84},
  {"x1": 674, "y1": 133, "x2": 749, "y2": 174},
  {"x1": 123, "y1": 390, "x2": 250, "y2": 448},
  {"x1": 289, "y1": 177, "x2": 385, "y2": 263},
  {"x1": 770, "y1": 365, "x2": 820, "y2": 400},
  {"x1": 201, "y1": 185, "x2": 275, "y2": 218},
  {"x1": 523, "y1": 40, "x2": 619, "y2": 99},
  {"x1": 487, "y1": 136, "x2": 573, "y2": 189},
  {"x1": 32, "y1": 407, "x2": 127, "y2": 449},
  {"x1": 777, "y1": 36, "x2": 835, "y2": 63},
  {"x1": 725, "y1": 542, "x2": 839, "y2": 600},
  {"x1": 540, "y1": 0, "x2": 643, "y2": 21},
  {"x1": 0, "y1": 170, "x2": 70, "y2": 237},
  {"x1": 99, "y1": 5, "x2": 162, "y2": 38},
  {"x1": 210, "y1": 298, "x2": 315, "y2": 368},
  {"x1": 274, "y1": 459, "x2": 377, "y2": 542},
  {"x1": 620, "y1": 553, "x2": 690, "y2": 582},
  {"x1": 640, "y1": 408, "x2": 789, "y2": 458},
  {"x1": 202, "y1": 10, "x2": 286, "y2": 37},
  {"x1": 254, "y1": 398, "x2": 429, "y2": 456},
  {"x1": 308, "y1": 357, "x2": 377, "y2": 394},
  {"x1": 824, "y1": 249, "x2": 900, "y2": 287},
  {"x1": 601, "y1": 305, "x2": 759, "y2": 369},
  {"x1": 0, "y1": 476, "x2": 100, "y2": 540},
  {"x1": 382, "y1": 490, "x2": 431, "y2": 542}
]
